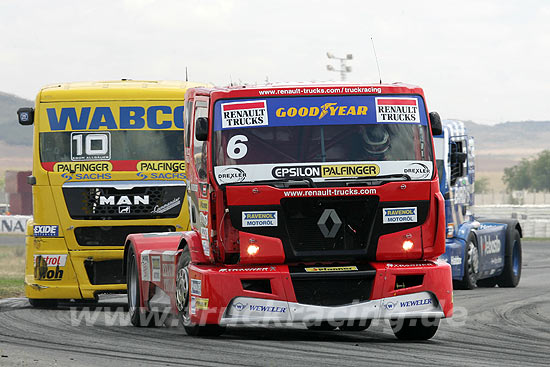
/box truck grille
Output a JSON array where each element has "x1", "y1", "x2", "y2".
[
  {"x1": 74, "y1": 225, "x2": 176, "y2": 247},
  {"x1": 63, "y1": 185, "x2": 185, "y2": 220}
]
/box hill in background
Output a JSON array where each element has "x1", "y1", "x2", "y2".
[{"x1": 0, "y1": 92, "x2": 33, "y2": 146}]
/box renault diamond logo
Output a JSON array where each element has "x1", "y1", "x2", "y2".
[{"x1": 317, "y1": 209, "x2": 342, "y2": 238}]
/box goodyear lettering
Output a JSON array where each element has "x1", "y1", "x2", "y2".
[
  {"x1": 276, "y1": 103, "x2": 367, "y2": 119},
  {"x1": 54, "y1": 162, "x2": 112, "y2": 173},
  {"x1": 46, "y1": 105, "x2": 184, "y2": 131}
]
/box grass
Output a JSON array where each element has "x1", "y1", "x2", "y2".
[{"x1": 0, "y1": 245, "x2": 25, "y2": 298}]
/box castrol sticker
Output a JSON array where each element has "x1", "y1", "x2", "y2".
[
  {"x1": 382, "y1": 207, "x2": 418, "y2": 224},
  {"x1": 33, "y1": 254, "x2": 67, "y2": 267},
  {"x1": 221, "y1": 100, "x2": 268, "y2": 129},
  {"x1": 376, "y1": 98, "x2": 419, "y2": 123}
]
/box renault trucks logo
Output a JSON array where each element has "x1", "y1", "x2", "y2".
[
  {"x1": 317, "y1": 209, "x2": 342, "y2": 238},
  {"x1": 98, "y1": 195, "x2": 150, "y2": 206},
  {"x1": 221, "y1": 100, "x2": 268, "y2": 129},
  {"x1": 217, "y1": 167, "x2": 246, "y2": 183},
  {"x1": 376, "y1": 98, "x2": 419, "y2": 123}
]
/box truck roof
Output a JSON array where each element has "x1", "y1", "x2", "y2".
[
  {"x1": 38, "y1": 80, "x2": 208, "y2": 102},
  {"x1": 191, "y1": 82, "x2": 426, "y2": 100}
]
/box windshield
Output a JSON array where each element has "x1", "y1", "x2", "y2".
[{"x1": 213, "y1": 95, "x2": 434, "y2": 184}]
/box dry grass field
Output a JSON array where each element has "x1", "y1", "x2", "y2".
[{"x1": 0, "y1": 245, "x2": 26, "y2": 298}]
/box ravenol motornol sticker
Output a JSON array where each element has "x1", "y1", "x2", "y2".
[
  {"x1": 221, "y1": 100, "x2": 268, "y2": 129},
  {"x1": 383, "y1": 207, "x2": 418, "y2": 224},
  {"x1": 33, "y1": 225, "x2": 59, "y2": 237},
  {"x1": 242, "y1": 211, "x2": 278, "y2": 227},
  {"x1": 376, "y1": 98, "x2": 419, "y2": 123}
]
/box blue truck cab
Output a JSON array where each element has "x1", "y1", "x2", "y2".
[{"x1": 434, "y1": 120, "x2": 522, "y2": 289}]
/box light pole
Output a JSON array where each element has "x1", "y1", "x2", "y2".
[{"x1": 326, "y1": 52, "x2": 353, "y2": 81}]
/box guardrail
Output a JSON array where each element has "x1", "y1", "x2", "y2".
[{"x1": 474, "y1": 205, "x2": 550, "y2": 238}]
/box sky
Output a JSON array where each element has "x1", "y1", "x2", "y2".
[{"x1": 1, "y1": 0, "x2": 549, "y2": 124}]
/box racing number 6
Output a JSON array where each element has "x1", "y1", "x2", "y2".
[{"x1": 227, "y1": 135, "x2": 248, "y2": 159}]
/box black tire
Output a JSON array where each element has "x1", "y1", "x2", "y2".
[
  {"x1": 390, "y1": 318, "x2": 440, "y2": 340},
  {"x1": 497, "y1": 229, "x2": 522, "y2": 287},
  {"x1": 176, "y1": 246, "x2": 225, "y2": 337},
  {"x1": 28, "y1": 298, "x2": 58, "y2": 309},
  {"x1": 453, "y1": 233, "x2": 479, "y2": 290},
  {"x1": 305, "y1": 321, "x2": 337, "y2": 331},
  {"x1": 339, "y1": 319, "x2": 371, "y2": 332},
  {"x1": 127, "y1": 247, "x2": 157, "y2": 327},
  {"x1": 477, "y1": 277, "x2": 498, "y2": 288}
]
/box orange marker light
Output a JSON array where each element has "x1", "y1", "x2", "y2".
[{"x1": 247, "y1": 244, "x2": 260, "y2": 256}]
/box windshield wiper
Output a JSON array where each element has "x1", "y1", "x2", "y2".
[{"x1": 343, "y1": 174, "x2": 411, "y2": 186}]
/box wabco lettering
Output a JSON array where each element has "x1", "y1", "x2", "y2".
[{"x1": 47, "y1": 105, "x2": 184, "y2": 131}]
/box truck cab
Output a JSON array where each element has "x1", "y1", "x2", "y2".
[{"x1": 125, "y1": 83, "x2": 454, "y2": 340}]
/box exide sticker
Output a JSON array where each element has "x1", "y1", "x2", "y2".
[
  {"x1": 221, "y1": 100, "x2": 268, "y2": 129},
  {"x1": 34, "y1": 225, "x2": 59, "y2": 237}
]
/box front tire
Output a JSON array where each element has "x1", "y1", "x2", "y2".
[
  {"x1": 453, "y1": 233, "x2": 479, "y2": 290},
  {"x1": 127, "y1": 247, "x2": 157, "y2": 327},
  {"x1": 390, "y1": 318, "x2": 440, "y2": 340},
  {"x1": 176, "y1": 246, "x2": 225, "y2": 337},
  {"x1": 497, "y1": 229, "x2": 522, "y2": 287}
]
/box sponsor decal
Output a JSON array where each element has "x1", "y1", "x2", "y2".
[
  {"x1": 34, "y1": 225, "x2": 59, "y2": 237},
  {"x1": 382, "y1": 207, "x2": 417, "y2": 224},
  {"x1": 386, "y1": 262, "x2": 435, "y2": 268},
  {"x1": 271, "y1": 164, "x2": 380, "y2": 179},
  {"x1": 450, "y1": 256, "x2": 462, "y2": 265},
  {"x1": 399, "y1": 298, "x2": 432, "y2": 308},
  {"x1": 162, "y1": 250, "x2": 177, "y2": 261},
  {"x1": 137, "y1": 161, "x2": 186, "y2": 172},
  {"x1": 151, "y1": 256, "x2": 161, "y2": 282},
  {"x1": 53, "y1": 162, "x2": 112, "y2": 173},
  {"x1": 383, "y1": 301, "x2": 397, "y2": 310},
  {"x1": 482, "y1": 236, "x2": 501, "y2": 255},
  {"x1": 33, "y1": 254, "x2": 67, "y2": 267},
  {"x1": 219, "y1": 266, "x2": 276, "y2": 272},
  {"x1": 198, "y1": 199, "x2": 209, "y2": 211},
  {"x1": 119, "y1": 206, "x2": 130, "y2": 214},
  {"x1": 141, "y1": 252, "x2": 151, "y2": 282},
  {"x1": 304, "y1": 266, "x2": 358, "y2": 272},
  {"x1": 202, "y1": 239, "x2": 210, "y2": 257},
  {"x1": 376, "y1": 98, "x2": 419, "y2": 123},
  {"x1": 190, "y1": 296, "x2": 196, "y2": 315},
  {"x1": 233, "y1": 302, "x2": 248, "y2": 311},
  {"x1": 404, "y1": 162, "x2": 431, "y2": 179},
  {"x1": 0, "y1": 216, "x2": 29, "y2": 234},
  {"x1": 99, "y1": 195, "x2": 149, "y2": 206},
  {"x1": 221, "y1": 100, "x2": 268, "y2": 129},
  {"x1": 151, "y1": 197, "x2": 181, "y2": 214},
  {"x1": 190, "y1": 184, "x2": 198, "y2": 192},
  {"x1": 275, "y1": 102, "x2": 368, "y2": 119},
  {"x1": 191, "y1": 279, "x2": 202, "y2": 296},
  {"x1": 199, "y1": 212, "x2": 208, "y2": 226},
  {"x1": 46, "y1": 105, "x2": 184, "y2": 131},
  {"x1": 200, "y1": 184, "x2": 208, "y2": 197},
  {"x1": 195, "y1": 297, "x2": 209, "y2": 310},
  {"x1": 200, "y1": 227, "x2": 209, "y2": 239},
  {"x1": 490, "y1": 257, "x2": 503, "y2": 265},
  {"x1": 242, "y1": 211, "x2": 278, "y2": 227},
  {"x1": 162, "y1": 263, "x2": 175, "y2": 277},
  {"x1": 232, "y1": 302, "x2": 286, "y2": 313},
  {"x1": 217, "y1": 167, "x2": 247, "y2": 183},
  {"x1": 61, "y1": 172, "x2": 112, "y2": 182},
  {"x1": 163, "y1": 278, "x2": 176, "y2": 293},
  {"x1": 137, "y1": 172, "x2": 186, "y2": 181}
]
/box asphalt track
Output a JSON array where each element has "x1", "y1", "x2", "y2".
[{"x1": 0, "y1": 240, "x2": 549, "y2": 366}]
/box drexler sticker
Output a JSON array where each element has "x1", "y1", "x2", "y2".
[
  {"x1": 242, "y1": 211, "x2": 278, "y2": 227},
  {"x1": 383, "y1": 207, "x2": 417, "y2": 224},
  {"x1": 221, "y1": 100, "x2": 268, "y2": 129}
]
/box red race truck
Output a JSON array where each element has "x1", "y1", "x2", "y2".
[{"x1": 124, "y1": 83, "x2": 453, "y2": 340}]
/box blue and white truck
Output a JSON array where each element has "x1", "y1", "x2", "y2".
[{"x1": 434, "y1": 120, "x2": 522, "y2": 289}]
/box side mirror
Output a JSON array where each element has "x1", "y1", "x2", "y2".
[
  {"x1": 17, "y1": 107, "x2": 34, "y2": 125},
  {"x1": 429, "y1": 111, "x2": 442, "y2": 136},
  {"x1": 195, "y1": 117, "x2": 209, "y2": 141}
]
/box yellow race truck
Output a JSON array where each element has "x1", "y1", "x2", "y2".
[{"x1": 17, "y1": 80, "x2": 203, "y2": 307}]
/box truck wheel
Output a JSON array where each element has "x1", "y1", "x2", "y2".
[
  {"x1": 28, "y1": 298, "x2": 58, "y2": 309},
  {"x1": 390, "y1": 318, "x2": 440, "y2": 340},
  {"x1": 497, "y1": 229, "x2": 522, "y2": 288},
  {"x1": 339, "y1": 319, "x2": 371, "y2": 331},
  {"x1": 176, "y1": 246, "x2": 225, "y2": 337},
  {"x1": 453, "y1": 233, "x2": 479, "y2": 290},
  {"x1": 127, "y1": 247, "x2": 157, "y2": 327},
  {"x1": 477, "y1": 277, "x2": 498, "y2": 287}
]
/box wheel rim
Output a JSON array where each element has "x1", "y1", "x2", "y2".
[
  {"x1": 128, "y1": 254, "x2": 138, "y2": 312},
  {"x1": 512, "y1": 240, "x2": 520, "y2": 276},
  {"x1": 175, "y1": 265, "x2": 190, "y2": 323},
  {"x1": 467, "y1": 241, "x2": 479, "y2": 278}
]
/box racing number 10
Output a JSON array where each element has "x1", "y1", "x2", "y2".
[{"x1": 71, "y1": 132, "x2": 111, "y2": 161}]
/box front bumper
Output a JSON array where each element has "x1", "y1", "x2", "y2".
[{"x1": 187, "y1": 260, "x2": 453, "y2": 325}]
